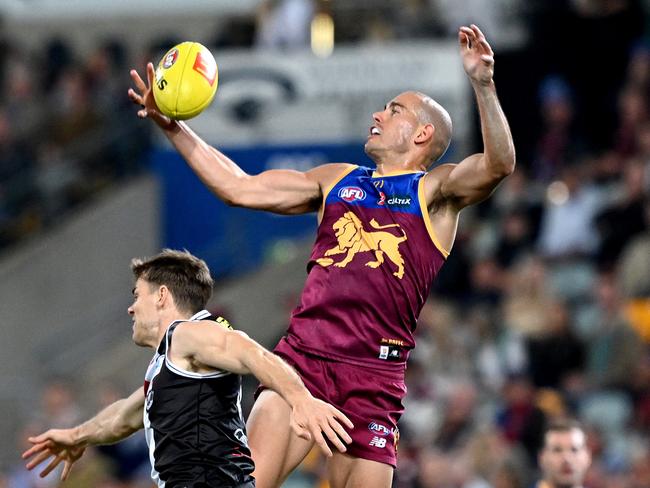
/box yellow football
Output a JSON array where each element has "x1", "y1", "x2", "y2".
[{"x1": 153, "y1": 42, "x2": 218, "y2": 120}]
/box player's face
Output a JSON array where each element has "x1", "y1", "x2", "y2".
[
  {"x1": 539, "y1": 429, "x2": 591, "y2": 488},
  {"x1": 365, "y1": 93, "x2": 421, "y2": 160},
  {"x1": 128, "y1": 278, "x2": 160, "y2": 347}
]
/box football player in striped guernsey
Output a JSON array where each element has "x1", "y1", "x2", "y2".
[{"x1": 23, "y1": 249, "x2": 352, "y2": 487}]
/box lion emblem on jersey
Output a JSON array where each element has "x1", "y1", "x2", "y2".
[{"x1": 316, "y1": 211, "x2": 407, "y2": 279}]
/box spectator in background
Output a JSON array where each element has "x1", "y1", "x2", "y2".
[
  {"x1": 33, "y1": 141, "x2": 83, "y2": 223},
  {"x1": 613, "y1": 86, "x2": 649, "y2": 159},
  {"x1": 4, "y1": 44, "x2": 40, "y2": 136},
  {"x1": 537, "y1": 164, "x2": 603, "y2": 260},
  {"x1": 633, "y1": 121, "x2": 650, "y2": 186},
  {"x1": 616, "y1": 198, "x2": 650, "y2": 343},
  {"x1": 494, "y1": 207, "x2": 534, "y2": 269},
  {"x1": 616, "y1": 195, "x2": 650, "y2": 300},
  {"x1": 526, "y1": 300, "x2": 585, "y2": 390},
  {"x1": 432, "y1": 382, "x2": 478, "y2": 452},
  {"x1": 532, "y1": 76, "x2": 583, "y2": 183},
  {"x1": 496, "y1": 375, "x2": 546, "y2": 464},
  {"x1": 585, "y1": 273, "x2": 644, "y2": 391},
  {"x1": 503, "y1": 256, "x2": 555, "y2": 338},
  {"x1": 34, "y1": 380, "x2": 81, "y2": 430},
  {"x1": 0, "y1": 107, "x2": 38, "y2": 246},
  {"x1": 467, "y1": 257, "x2": 505, "y2": 307},
  {"x1": 630, "y1": 354, "x2": 650, "y2": 432},
  {"x1": 535, "y1": 419, "x2": 591, "y2": 488},
  {"x1": 255, "y1": 0, "x2": 315, "y2": 50},
  {"x1": 40, "y1": 38, "x2": 73, "y2": 95},
  {"x1": 595, "y1": 158, "x2": 647, "y2": 270},
  {"x1": 472, "y1": 303, "x2": 527, "y2": 392}
]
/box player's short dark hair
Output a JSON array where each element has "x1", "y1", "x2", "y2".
[
  {"x1": 131, "y1": 249, "x2": 214, "y2": 314},
  {"x1": 541, "y1": 418, "x2": 586, "y2": 450}
]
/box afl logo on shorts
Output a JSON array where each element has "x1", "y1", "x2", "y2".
[
  {"x1": 163, "y1": 48, "x2": 179, "y2": 69},
  {"x1": 338, "y1": 186, "x2": 366, "y2": 202},
  {"x1": 368, "y1": 421, "x2": 390, "y2": 436}
]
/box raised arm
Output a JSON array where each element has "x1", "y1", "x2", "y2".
[
  {"x1": 431, "y1": 24, "x2": 516, "y2": 210},
  {"x1": 22, "y1": 387, "x2": 145, "y2": 481},
  {"x1": 128, "y1": 63, "x2": 351, "y2": 214},
  {"x1": 171, "y1": 322, "x2": 353, "y2": 457}
]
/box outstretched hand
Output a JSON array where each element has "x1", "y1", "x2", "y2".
[
  {"x1": 21, "y1": 429, "x2": 86, "y2": 481},
  {"x1": 128, "y1": 62, "x2": 174, "y2": 129},
  {"x1": 289, "y1": 396, "x2": 354, "y2": 457},
  {"x1": 459, "y1": 24, "x2": 494, "y2": 86}
]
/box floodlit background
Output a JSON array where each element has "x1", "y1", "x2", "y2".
[{"x1": 0, "y1": 0, "x2": 649, "y2": 486}]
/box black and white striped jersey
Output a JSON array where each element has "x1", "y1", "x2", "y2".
[{"x1": 143, "y1": 310, "x2": 255, "y2": 487}]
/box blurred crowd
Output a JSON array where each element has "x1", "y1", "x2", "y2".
[
  {"x1": 1, "y1": 0, "x2": 649, "y2": 487},
  {"x1": 0, "y1": 35, "x2": 153, "y2": 250}
]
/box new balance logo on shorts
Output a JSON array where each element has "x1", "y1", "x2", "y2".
[
  {"x1": 369, "y1": 436, "x2": 387, "y2": 448},
  {"x1": 368, "y1": 436, "x2": 386, "y2": 449}
]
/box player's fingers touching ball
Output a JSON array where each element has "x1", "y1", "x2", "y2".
[{"x1": 153, "y1": 42, "x2": 219, "y2": 120}]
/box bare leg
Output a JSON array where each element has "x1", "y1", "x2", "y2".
[
  {"x1": 247, "y1": 390, "x2": 314, "y2": 488},
  {"x1": 327, "y1": 452, "x2": 394, "y2": 488}
]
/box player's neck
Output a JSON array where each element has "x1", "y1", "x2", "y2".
[
  {"x1": 372, "y1": 151, "x2": 428, "y2": 175},
  {"x1": 374, "y1": 160, "x2": 426, "y2": 175},
  {"x1": 154, "y1": 307, "x2": 193, "y2": 346}
]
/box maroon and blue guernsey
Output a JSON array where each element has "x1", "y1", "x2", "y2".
[{"x1": 286, "y1": 165, "x2": 449, "y2": 370}]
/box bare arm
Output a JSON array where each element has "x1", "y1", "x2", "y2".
[
  {"x1": 433, "y1": 25, "x2": 516, "y2": 210},
  {"x1": 172, "y1": 322, "x2": 353, "y2": 456},
  {"x1": 128, "y1": 63, "x2": 351, "y2": 214},
  {"x1": 22, "y1": 387, "x2": 145, "y2": 480}
]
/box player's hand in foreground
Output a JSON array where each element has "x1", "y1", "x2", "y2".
[
  {"x1": 459, "y1": 24, "x2": 495, "y2": 86},
  {"x1": 128, "y1": 62, "x2": 173, "y2": 128},
  {"x1": 290, "y1": 396, "x2": 354, "y2": 457},
  {"x1": 22, "y1": 428, "x2": 86, "y2": 481}
]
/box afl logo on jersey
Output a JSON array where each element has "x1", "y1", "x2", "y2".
[{"x1": 338, "y1": 186, "x2": 366, "y2": 202}]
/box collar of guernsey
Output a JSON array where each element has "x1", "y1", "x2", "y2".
[
  {"x1": 320, "y1": 165, "x2": 449, "y2": 258},
  {"x1": 286, "y1": 165, "x2": 449, "y2": 370}
]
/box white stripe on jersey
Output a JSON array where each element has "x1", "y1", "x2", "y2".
[{"x1": 143, "y1": 353, "x2": 165, "y2": 487}]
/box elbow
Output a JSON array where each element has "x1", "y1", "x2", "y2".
[
  {"x1": 221, "y1": 192, "x2": 241, "y2": 207},
  {"x1": 489, "y1": 151, "x2": 516, "y2": 180},
  {"x1": 500, "y1": 159, "x2": 516, "y2": 178},
  {"x1": 504, "y1": 146, "x2": 517, "y2": 175},
  {"x1": 217, "y1": 178, "x2": 250, "y2": 207}
]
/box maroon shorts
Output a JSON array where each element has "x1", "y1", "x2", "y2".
[{"x1": 264, "y1": 337, "x2": 406, "y2": 468}]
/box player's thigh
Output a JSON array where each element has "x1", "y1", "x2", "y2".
[
  {"x1": 327, "y1": 451, "x2": 394, "y2": 488},
  {"x1": 246, "y1": 389, "x2": 314, "y2": 488}
]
